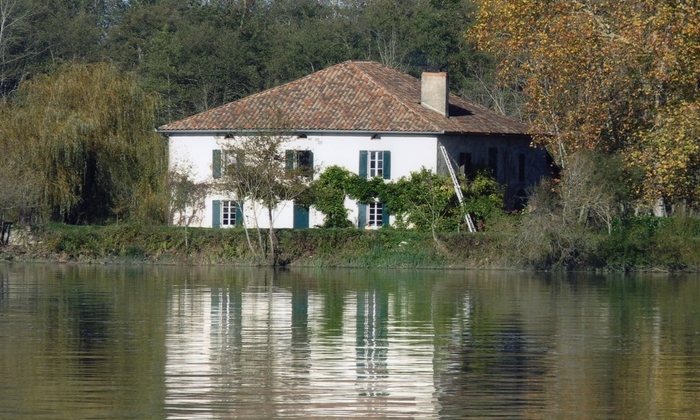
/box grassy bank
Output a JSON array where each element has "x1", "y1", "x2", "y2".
[
  {"x1": 1, "y1": 223, "x2": 506, "y2": 268},
  {"x1": 1, "y1": 218, "x2": 699, "y2": 271}
]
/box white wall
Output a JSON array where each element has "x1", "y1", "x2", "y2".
[{"x1": 168, "y1": 132, "x2": 439, "y2": 229}]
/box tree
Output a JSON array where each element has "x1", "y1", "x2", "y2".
[
  {"x1": 0, "y1": 0, "x2": 34, "y2": 94},
  {"x1": 169, "y1": 161, "x2": 210, "y2": 249},
  {"x1": 558, "y1": 152, "x2": 620, "y2": 235},
  {"x1": 382, "y1": 168, "x2": 458, "y2": 242},
  {"x1": 462, "y1": 170, "x2": 504, "y2": 230},
  {"x1": 217, "y1": 129, "x2": 314, "y2": 265},
  {"x1": 310, "y1": 166, "x2": 354, "y2": 228},
  {"x1": 470, "y1": 0, "x2": 700, "y2": 205},
  {"x1": 0, "y1": 62, "x2": 167, "y2": 224},
  {"x1": 0, "y1": 148, "x2": 41, "y2": 223}
]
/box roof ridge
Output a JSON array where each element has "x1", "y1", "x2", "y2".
[{"x1": 347, "y1": 62, "x2": 444, "y2": 133}]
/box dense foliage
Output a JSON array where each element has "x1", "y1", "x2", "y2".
[
  {"x1": 309, "y1": 166, "x2": 503, "y2": 236},
  {"x1": 470, "y1": 0, "x2": 700, "y2": 205},
  {"x1": 0, "y1": 62, "x2": 167, "y2": 224},
  {"x1": 0, "y1": 0, "x2": 493, "y2": 122}
]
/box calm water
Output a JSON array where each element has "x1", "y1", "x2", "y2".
[{"x1": 1, "y1": 264, "x2": 699, "y2": 419}]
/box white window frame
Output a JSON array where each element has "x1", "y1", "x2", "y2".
[
  {"x1": 368, "y1": 202, "x2": 383, "y2": 227},
  {"x1": 221, "y1": 200, "x2": 237, "y2": 227},
  {"x1": 369, "y1": 151, "x2": 384, "y2": 178}
]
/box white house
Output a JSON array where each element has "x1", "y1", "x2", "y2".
[{"x1": 158, "y1": 61, "x2": 552, "y2": 229}]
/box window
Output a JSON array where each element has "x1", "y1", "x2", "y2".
[
  {"x1": 358, "y1": 201, "x2": 388, "y2": 228},
  {"x1": 285, "y1": 150, "x2": 314, "y2": 178},
  {"x1": 369, "y1": 151, "x2": 384, "y2": 178},
  {"x1": 368, "y1": 202, "x2": 383, "y2": 227},
  {"x1": 459, "y1": 152, "x2": 472, "y2": 177},
  {"x1": 221, "y1": 200, "x2": 237, "y2": 226},
  {"x1": 212, "y1": 199, "x2": 241, "y2": 228},
  {"x1": 213, "y1": 149, "x2": 240, "y2": 179},
  {"x1": 359, "y1": 150, "x2": 391, "y2": 179}
]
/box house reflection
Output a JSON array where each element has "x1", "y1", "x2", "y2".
[
  {"x1": 355, "y1": 289, "x2": 389, "y2": 397},
  {"x1": 164, "y1": 281, "x2": 441, "y2": 418}
]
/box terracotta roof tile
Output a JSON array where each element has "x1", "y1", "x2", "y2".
[{"x1": 158, "y1": 61, "x2": 529, "y2": 135}]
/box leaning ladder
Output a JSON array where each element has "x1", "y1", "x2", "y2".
[{"x1": 440, "y1": 145, "x2": 476, "y2": 232}]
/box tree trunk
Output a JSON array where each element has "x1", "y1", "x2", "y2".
[
  {"x1": 237, "y1": 204, "x2": 259, "y2": 260},
  {"x1": 267, "y1": 207, "x2": 277, "y2": 266}
]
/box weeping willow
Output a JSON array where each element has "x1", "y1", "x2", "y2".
[{"x1": 0, "y1": 62, "x2": 167, "y2": 224}]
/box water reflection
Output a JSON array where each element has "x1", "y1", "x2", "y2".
[
  {"x1": 164, "y1": 270, "x2": 442, "y2": 418},
  {"x1": 1, "y1": 265, "x2": 700, "y2": 419}
]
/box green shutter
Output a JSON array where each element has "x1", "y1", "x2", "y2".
[
  {"x1": 236, "y1": 150, "x2": 245, "y2": 169},
  {"x1": 235, "y1": 202, "x2": 243, "y2": 226},
  {"x1": 213, "y1": 149, "x2": 222, "y2": 179},
  {"x1": 212, "y1": 200, "x2": 221, "y2": 228},
  {"x1": 381, "y1": 203, "x2": 389, "y2": 227},
  {"x1": 307, "y1": 151, "x2": 314, "y2": 171},
  {"x1": 285, "y1": 150, "x2": 295, "y2": 171},
  {"x1": 293, "y1": 203, "x2": 310, "y2": 228},
  {"x1": 358, "y1": 203, "x2": 367, "y2": 228},
  {"x1": 383, "y1": 150, "x2": 391, "y2": 179},
  {"x1": 359, "y1": 151, "x2": 368, "y2": 178}
]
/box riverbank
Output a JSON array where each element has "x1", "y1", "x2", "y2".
[
  {"x1": 0, "y1": 223, "x2": 500, "y2": 269},
  {"x1": 2, "y1": 220, "x2": 699, "y2": 272}
]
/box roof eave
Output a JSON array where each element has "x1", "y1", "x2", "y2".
[
  {"x1": 444, "y1": 130, "x2": 532, "y2": 137},
  {"x1": 157, "y1": 128, "x2": 447, "y2": 136}
]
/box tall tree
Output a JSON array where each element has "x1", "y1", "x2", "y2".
[
  {"x1": 0, "y1": 0, "x2": 34, "y2": 94},
  {"x1": 217, "y1": 129, "x2": 314, "y2": 265},
  {"x1": 470, "y1": 0, "x2": 700, "y2": 204},
  {"x1": 0, "y1": 62, "x2": 167, "y2": 224},
  {"x1": 169, "y1": 161, "x2": 210, "y2": 249}
]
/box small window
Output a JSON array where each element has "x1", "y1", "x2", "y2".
[
  {"x1": 459, "y1": 152, "x2": 472, "y2": 177},
  {"x1": 368, "y1": 202, "x2": 383, "y2": 227},
  {"x1": 221, "y1": 200, "x2": 237, "y2": 226},
  {"x1": 286, "y1": 150, "x2": 313, "y2": 178},
  {"x1": 213, "y1": 149, "x2": 240, "y2": 179},
  {"x1": 369, "y1": 151, "x2": 384, "y2": 178},
  {"x1": 359, "y1": 150, "x2": 391, "y2": 179}
]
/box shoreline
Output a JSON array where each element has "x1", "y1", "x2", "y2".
[{"x1": 1, "y1": 223, "x2": 698, "y2": 273}]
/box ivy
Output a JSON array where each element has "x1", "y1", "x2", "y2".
[
  {"x1": 310, "y1": 166, "x2": 354, "y2": 228},
  {"x1": 310, "y1": 167, "x2": 504, "y2": 232}
]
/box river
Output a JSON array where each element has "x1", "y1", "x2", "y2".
[{"x1": 1, "y1": 264, "x2": 699, "y2": 419}]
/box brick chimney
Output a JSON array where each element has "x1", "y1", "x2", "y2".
[{"x1": 421, "y1": 72, "x2": 449, "y2": 117}]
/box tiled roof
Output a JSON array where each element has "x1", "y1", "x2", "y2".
[{"x1": 158, "y1": 61, "x2": 529, "y2": 135}]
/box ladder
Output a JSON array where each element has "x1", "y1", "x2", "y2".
[{"x1": 440, "y1": 145, "x2": 476, "y2": 232}]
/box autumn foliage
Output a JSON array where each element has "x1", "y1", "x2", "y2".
[{"x1": 470, "y1": 0, "x2": 700, "y2": 204}]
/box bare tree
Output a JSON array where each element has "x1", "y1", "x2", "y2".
[
  {"x1": 217, "y1": 130, "x2": 314, "y2": 265},
  {"x1": 169, "y1": 161, "x2": 210, "y2": 249},
  {"x1": 0, "y1": 0, "x2": 33, "y2": 93},
  {"x1": 559, "y1": 152, "x2": 619, "y2": 235}
]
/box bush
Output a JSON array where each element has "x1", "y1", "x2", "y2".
[{"x1": 595, "y1": 216, "x2": 699, "y2": 270}]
